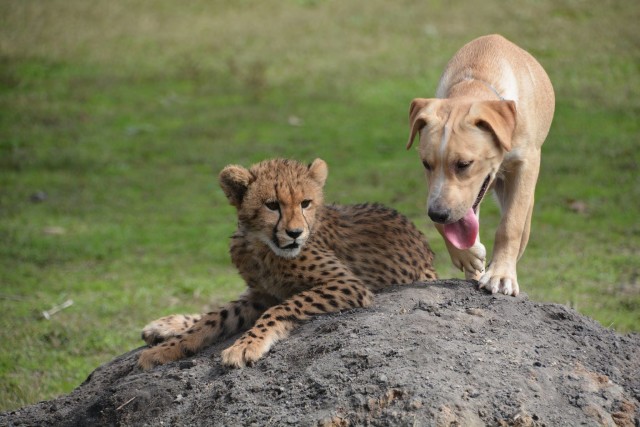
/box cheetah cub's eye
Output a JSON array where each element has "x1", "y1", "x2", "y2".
[
  {"x1": 301, "y1": 199, "x2": 312, "y2": 209},
  {"x1": 265, "y1": 201, "x2": 280, "y2": 211}
]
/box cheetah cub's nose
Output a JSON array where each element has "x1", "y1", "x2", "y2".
[{"x1": 286, "y1": 229, "x2": 303, "y2": 239}]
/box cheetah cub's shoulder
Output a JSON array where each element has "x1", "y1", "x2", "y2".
[{"x1": 139, "y1": 158, "x2": 436, "y2": 369}]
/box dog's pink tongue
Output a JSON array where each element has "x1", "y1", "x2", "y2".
[{"x1": 443, "y1": 208, "x2": 479, "y2": 250}]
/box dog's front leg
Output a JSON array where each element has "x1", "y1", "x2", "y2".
[
  {"x1": 435, "y1": 222, "x2": 486, "y2": 280},
  {"x1": 479, "y1": 152, "x2": 540, "y2": 296}
]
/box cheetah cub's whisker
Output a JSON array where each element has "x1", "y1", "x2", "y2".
[{"x1": 138, "y1": 158, "x2": 437, "y2": 369}]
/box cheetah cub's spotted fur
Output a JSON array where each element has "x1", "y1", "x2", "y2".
[{"x1": 138, "y1": 158, "x2": 436, "y2": 369}]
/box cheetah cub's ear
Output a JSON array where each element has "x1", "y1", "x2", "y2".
[
  {"x1": 308, "y1": 158, "x2": 328, "y2": 187},
  {"x1": 219, "y1": 165, "x2": 254, "y2": 208}
]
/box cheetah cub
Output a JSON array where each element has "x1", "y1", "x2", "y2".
[{"x1": 138, "y1": 158, "x2": 436, "y2": 369}]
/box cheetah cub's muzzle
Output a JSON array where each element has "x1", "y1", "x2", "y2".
[{"x1": 260, "y1": 200, "x2": 312, "y2": 259}]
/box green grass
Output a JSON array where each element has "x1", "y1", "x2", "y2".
[{"x1": 1, "y1": 0, "x2": 639, "y2": 412}]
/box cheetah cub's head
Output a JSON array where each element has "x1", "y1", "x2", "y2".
[{"x1": 219, "y1": 158, "x2": 327, "y2": 259}]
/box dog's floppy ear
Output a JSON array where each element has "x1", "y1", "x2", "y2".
[
  {"x1": 219, "y1": 165, "x2": 255, "y2": 208},
  {"x1": 307, "y1": 158, "x2": 328, "y2": 187},
  {"x1": 469, "y1": 100, "x2": 517, "y2": 152},
  {"x1": 407, "y1": 98, "x2": 436, "y2": 150}
]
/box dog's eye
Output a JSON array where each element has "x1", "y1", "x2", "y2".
[
  {"x1": 265, "y1": 201, "x2": 280, "y2": 211},
  {"x1": 422, "y1": 160, "x2": 432, "y2": 171},
  {"x1": 456, "y1": 160, "x2": 473, "y2": 171},
  {"x1": 301, "y1": 199, "x2": 312, "y2": 209}
]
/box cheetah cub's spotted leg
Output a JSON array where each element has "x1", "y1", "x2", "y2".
[
  {"x1": 221, "y1": 280, "x2": 373, "y2": 368},
  {"x1": 138, "y1": 291, "x2": 276, "y2": 370}
]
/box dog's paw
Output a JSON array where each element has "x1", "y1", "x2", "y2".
[
  {"x1": 221, "y1": 334, "x2": 270, "y2": 368},
  {"x1": 478, "y1": 264, "x2": 519, "y2": 296},
  {"x1": 447, "y1": 241, "x2": 486, "y2": 280}
]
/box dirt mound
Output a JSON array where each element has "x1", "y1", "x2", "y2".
[{"x1": 2, "y1": 280, "x2": 639, "y2": 426}]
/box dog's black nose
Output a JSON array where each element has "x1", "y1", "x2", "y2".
[
  {"x1": 286, "y1": 229, "x2": 303, "y2": 239},
  {"x1": 428, "y1": 207, "x2": 450, "y2": 223}
]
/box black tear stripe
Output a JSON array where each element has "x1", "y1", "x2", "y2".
[
  {"x1": 271, "y1": 182, "x2": 282, "y2": 246},
  {"x1": 272, "y1": 210, "x2": 282, "y2": 247}
]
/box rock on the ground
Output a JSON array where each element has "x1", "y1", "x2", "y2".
[{"x1": 2, "y1": 280, "x2": 639, "y2": 426}]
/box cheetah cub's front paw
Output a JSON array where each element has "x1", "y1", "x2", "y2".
[
  {"x1": 138, "y1": 339, "x2": 183, "y2": 370},
  {"x1": 221, "y1": 334, "x2": 271, "y2": 368},
  {"x1": 141, "y1": 314, "x2": 201, "y2": 345}
]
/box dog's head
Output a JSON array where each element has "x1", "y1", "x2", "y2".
[{"x1": 407, "y1": 97, "x2": 516, "y2": 249}]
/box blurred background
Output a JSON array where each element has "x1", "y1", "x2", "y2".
[{"x1": 1, "y1": 0, "x2": 638, "y2": 411}]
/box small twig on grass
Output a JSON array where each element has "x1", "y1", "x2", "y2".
[
  {"x1": 42, "y1": 299, "x2": 73, "y2": 320},
  {"x1": 116, "y1": 396, "x2": 137, "y2": 411}
]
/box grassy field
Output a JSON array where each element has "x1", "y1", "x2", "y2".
[{"x1": 1, "y1": 0, "x2": 639, "y2": 412}]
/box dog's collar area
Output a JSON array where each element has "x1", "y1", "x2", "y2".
[
  {"x1": 473, "y1": 174, "x2": 491, "y2": 212},
  {"x1": 481, "y1": 81, "x2": 505, "y2": 101},
  {"x1": 461, "y1": 77, "x2": 505, "y2": 101}
]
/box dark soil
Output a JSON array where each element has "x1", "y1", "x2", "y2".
[{"x1": 2, "y1": 280, "x2": 639, "y2": 426}]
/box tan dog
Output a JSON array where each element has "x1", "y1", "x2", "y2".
[{"x1": 406, "y1": 34, "x2": 554, "y2": 296}]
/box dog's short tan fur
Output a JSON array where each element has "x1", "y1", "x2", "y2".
[{"x1": 407, "y1": 34, "x2": 554, "y2": 296}]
